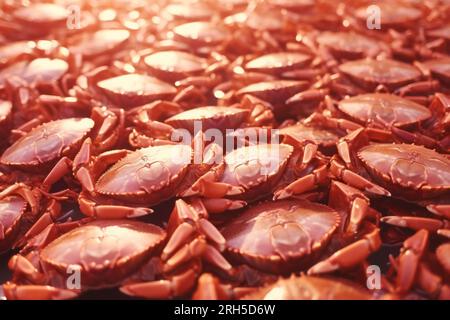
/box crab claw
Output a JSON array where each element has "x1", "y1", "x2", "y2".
[
  {"x1": 394, "y1": 230, "x2": 429, "y2": 293},
  {"x1": 162, "y1": 199, "x2": 226, "y2": 261},
  {"x1": 120, "y1": 267, "x2": 198, "y2": 299},
  {"x1": 192, "y1": 273, "x2": 253, "y2": 300},
  {"x1": 308, "y1": 228, "x2": 381, "y2": 275},
  {"x1": 381, "y1": 216, "x2": 449, "y2": 233},
  {"x1": 3, "y1": 283, "x2": 78, "y2": 300}
]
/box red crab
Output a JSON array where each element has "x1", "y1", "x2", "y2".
[
  {"x1": 0, "y1": 3, "x2": 70, "y2": 40},
  {"x1": 327, "y1": 58, "x2": 439, "y2": 98},
  {"x1": 127, "y1": 98, "x2": 275, "y2": 147},
  {"x1": 229, "y1": 80, "x2": 311, "y2": 119},
  {"x1": 66, "y1": 29, "x2": 131, "y2": 66},
  {"x1": 0, "y1": 107, "x2": 124, "y2": 193},
  {"x1": 181, "y1": 143, "x2": 329, "y2": 213},
  {"x1": 384, "y1": 230, "x2": 450, "y2": 299},
  {"x1": 350, "y1": 2, "x2": 423, "y2": 31},
  {"x1": 277, "y1": 112, "x2": 357, "y2": 155},
  {"x1": 235, "y1": 51, "x2": 322, "y2": 82},
  {"x1": 72, "y1": 66, "x2": 181, "y2": 109},
  {"x1": 242, "y1": 275, "x2": 375, "y2": 300},
  {"x1": 299, "y1": 31, "x2": 390, "y2": 67},
  {"x1": 416, "y1": 57, "x2": 450, "y2": 88},
  {"x1": 142, "y1": 50, "x2": 228, "y2": 84},
  {"x1": 170, "y1": 21, "x2": 231, "y2": 53},
  {"x1": 330, "y1": 128, "x2": 450, "y2": 216},
  {"x1": 2, "y1": 219, "x2": 178, "y2": 299},
  {"x1": 74, "y1": 134, "x2": 221, "y2": 219},
  {"x1": 0, "y1": 182, "x2": 73, "y2": 253}
]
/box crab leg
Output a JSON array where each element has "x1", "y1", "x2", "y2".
[
  {"x1": 200, "y1": 198, "x2": 247, "y2": 214},
  {"x1": 426, "y1": 204, "x2": 450, "y2": 220},
  {"x1": 192, "y1": 273, "x2": 253, "y2": 300},
  {"x1": 162, "y1": 199, "x2": 225, "y2": 260},
  {"x1": 120, "y1": 267, "x2": 199, "y2": 299},
  {"x1": 392, "y1": 230, "x2": 429, "y2": 293},
  {"x1": 3, "y1": 283, "x2": 78, "y2": 300},
  {"x1": 273, "y1": 164, "x2": 328, "y2": 200},
  {"x1": 330, "y1": 158, "x2": 390, "y2": 196},
  {"x1": 182, "y1": 163, "x2": 245, "y2": 198},
  {"x1": 78, "y1": 193, "x2": 152, "y2": 219},
  {"x1": 381, "y1": 216, "x2": 449, "y2": 233},
  {"x1": 307, "y1": 228, "x2": 381, "y2": 275}
]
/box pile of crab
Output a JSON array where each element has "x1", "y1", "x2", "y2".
[{"x1": 0, "y1": 0, "x2": 449, "y2": 300}]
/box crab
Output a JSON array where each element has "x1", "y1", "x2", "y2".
[
  {"x1": 416, "y1": 57, "x2": 450, "y2": 88},
  {"x1": 0, "y1": 182, "x2": 75, "y2": 253},
  {"x1": 227, "y1": 80, "x2": 311, "y2": 119},
  {"x1": 327, "y1": 58, "x2": 440, "y2": 98},
  {"x1": 71, "y1": 66, "x2": 182, "y2": 109},
  {"x1": 73, "y1": 133, "x2": 222, "y2": 219},
  {"x1": 181, "y1": 143, "x2": 329, "y2": 213},
  {"x1": 384, "y1": 229, "x2": 450, "y2": 299},
  {"x1": 242, "y1": 275, "x2": 375, "y2": 300},
  {"x1": 139, "y1": 49, "x2": 229, "y2": 102},
  {"x1": 127, "y1": 98, "x2": 275, "y2": 147},
  {"x1": 276, "y1": 112, "x2": 356, "y2": 155},
  {"x1": 349, "y1": 2, "x2": 423, "y2": 31},
  {"x1": 142, "y1": 50, "x2": 228, "y2": 84},
  {"x1": 169, "y1": 21, "x2": 231, "y2": 54},
  {"x1": 66, "y1": 29, "x2": 131, "y2": 67},
  {"x1": 330, "y1": 128, "x2": 450, "y2": 216},
  {"x1": 0, "y1": 107, "x2": 124, "y2": 193},
  {"x1": 2, "y1": 219, "x2": 174, "y2": 299},
  {"x1": 223, "y1": 4, "x2": 295, "y2": 53},
  {"x1": 299, "y1": 31, "x2": 390, "y2": 68},
  {"x1": 234, "y1": 51, "x2": 323, "y2": 82},
  {"x1": 0, "y1": 3, "x2": 70, "y2": 40}
]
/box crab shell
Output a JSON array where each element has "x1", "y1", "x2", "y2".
[
  {"x1": 0, "y1": 118, "x2": 95, "y2": 171},
  {"x1": 423, "y1": 57, "x2": 450, "y2": 85},
  {"x1": 217, "y1": 144, "x2": 294, "y2": 202},
  {"x1": 357, "y1": 143, "x2": 450, "y2": 200},
  {"x1": 337, "y1": 93, "x2": 431, "y2": 128},
  {"x1": 165, "y1": 106, "x2": 249, "y2": 133},
  {"x1": 0, "y1": 196, "x2": 27, "y2": 252},
  {"x1": 236, "y1": 80, "x2": 309, "y2": 105},
  {"x1": 0, "y1": 58, "x2": 69, "y2": 88},
  {"x1": 172, "y1": 21, "x2": 230, "y2": 47},
  {"x1": 162, "y1": 1, "x2": 215, "y2": 21},
  {"x1": 144, "y1": 50, "x2": 208, "y2": 82},
  {"x1": 354, "y1": 3, "x2": 422, "y2": 30},
  {"x1": 243, "y1": 275, "x2": 372, "y2": 299},
  {"x1": 38, "y1": 220, "x2": 166, "y2": 288},
  {"x1": 12, "y1": 3, "x2": 70, "y2": 30},
  {"x1": 95, "y1": 144, "x2": 196, "y2": 205},
  {"x1": 68, "y1": 29, "x2": 131, "y2": 60},
  {"x1": 96, "y1": 73, "x2": 177, "y2": 108},
  {"x1": 316, "y1": 32, "x2": 384, "y2": 59},
  {"x1": 338, "y1": 59, "x2": 422, "y2": 90},
  {"x1": 244, "y1": 52, "x2": 312, "y2": 75},
  {"x1": 278, "y1": 123, "x2": 340, "y2": 150},
  {"x1": 221, "y1": 199, "x2": 340, "y2": 273}
]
